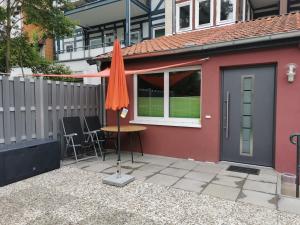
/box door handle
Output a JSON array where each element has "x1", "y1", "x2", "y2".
[{"x1": 224, "y1": 91, "x2": 230, "y2": 139}]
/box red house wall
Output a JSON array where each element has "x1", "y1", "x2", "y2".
[{"x1": 106, "y1": 45, "x2": 300, "y2": 174}]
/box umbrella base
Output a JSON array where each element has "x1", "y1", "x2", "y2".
[{"x1": 102, "y1": 173, "x2": 135, "y2": 187}]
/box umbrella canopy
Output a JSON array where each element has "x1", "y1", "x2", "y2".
[{"x1": 105, "y1": 39, "x2": 129, "y2": 111}]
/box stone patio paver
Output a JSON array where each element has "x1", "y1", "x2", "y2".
[
  {"x1": 102, "y1": 167, "x2": 133, "y2": 174},
  {"x1": 243, "y1": 180, "x2": 277, "y2": 194},
  {"x1": 145, "y1": 174, "x2": 179, "y2": 187},
  {"x1": 212, "y1": 175, "x2": 244, "y2": 188},
  {"x1": 138, "y1": 164, "x2": 166, "y2": 173},
  {"x1": 160, "y1": 167, "x2": 189, "y2": 177},
  {"x1": 184, "y1": 171, "x2": 216, "y2": 182},
  {"x1": 170, "y1": 160, "x2": 198, "y2": 170},
  {"x1": 193, "y1": 163, "x2": 224, "y2": 174},
  {"x1": 83, "y1": 162, "x2": 112, "y2": 173},
  {"x1": 202, "y1": 183, "x2": 241, "y2": 201},
  {"x1": 238, "y1": 190, "x2": 277, "y2": 209},
  {"x1": 173, "y1": 178, "x2": 206, "y2": 193},
  {"x1": 121, "y1": 161, "x2": 146, "y2": 169},
  {"x1": 135, "y1": 155, "x2": 178, "y2": 166},
  {"x1": 219, "y1": 170, "x2": 248, "y2": 178},
  {"x1": 278, "y1": 196, "x2": 300, "y2": 215},
  {"x1": 129, "y1": 170, "x2": 155, "y2": 180},
  {"x1": 247, "y1": 173, "x2": 278, "y2": 183}
]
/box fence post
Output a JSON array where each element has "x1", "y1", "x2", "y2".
[
  {"x1": 36, "y1": 77, "x2": 45, "y2": 139},
  {"x1": 2, "y1": 76, "x2": 11, "y2": 144}
]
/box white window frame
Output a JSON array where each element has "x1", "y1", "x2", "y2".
[
  {"x1": 216, "y1": 0, "x2": 237, "y2": 26},
  {"x1": 176, "y1": 1, "x2": 193, "y2": 33},
  {"x1": 195, "y1": 0, "x2": 214, "y2": 29},
  {"x1": 131, "y1": 66, "x2": 202, "y2": 128},
  {"x1": 130, "y1": 31, "x2": 141, "y2": 44},
  {"x1": 89, "y1": 38, "x2": 103, "y2": 48},
  {"x1": 152, "y1": 26, "x2": 165, "y2": 38}
]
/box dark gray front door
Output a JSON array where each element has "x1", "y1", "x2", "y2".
[{"x1": 221, "y1": 65, "x2": 275, "y2": 167}]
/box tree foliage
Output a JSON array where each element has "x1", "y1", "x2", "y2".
[{"x1": 0, "y1": 0, "x2": 76, "y2": 73}]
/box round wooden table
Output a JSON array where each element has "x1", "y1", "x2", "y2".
[
  {"x1": 101, "y1": 125, "x2": 147, "y2": 162},
  {"x1": 101, "y1": 125, "x2": 147, "y2": 133}
]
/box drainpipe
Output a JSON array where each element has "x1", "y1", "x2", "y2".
[{"x1": 125, "y1": 0, "x2": 131, "y2": 46}]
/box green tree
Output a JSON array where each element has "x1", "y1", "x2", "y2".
[{"x1": 0, "y1": 0, "x2": 75, "y2": 73}]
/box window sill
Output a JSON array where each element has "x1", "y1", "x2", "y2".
[{"x1": 129, "y1": 119, "x2": 201, "y2": 128}]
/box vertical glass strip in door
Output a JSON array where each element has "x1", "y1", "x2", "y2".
[{"x1": 240, "y1": 75, "x2": 254, "y2": 156}]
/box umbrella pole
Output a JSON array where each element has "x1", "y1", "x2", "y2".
[{"x1": 116, "y1": 109, "x2": 121, "y2": 178}]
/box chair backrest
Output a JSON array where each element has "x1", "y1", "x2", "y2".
[
  {"x1": 62, "y1": 117, "x2": 84, "y2": 145},
  {"x1": 84, "y1": 116, "x2": 102, "y2": 132}
]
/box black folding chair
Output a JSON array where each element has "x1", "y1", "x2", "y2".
[
  {"x1": 62, "y1": 116, "x2": 98, "y2": 162},
  {"x1": 84, "y1": 116, "x2": 116, "y2": 160}
]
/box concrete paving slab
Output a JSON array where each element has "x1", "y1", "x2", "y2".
[
  {"x1": 193, "y1": 163, "x2": 223, "y2": 174},
  {"x1": 138, "y1": 164, "x2": 166, "y2": 173},
  {"x1": 83, "y1": 162, "x2": 112, "y2": 173},
  {"x1": 243, "y1": 180, "x2": 277, "y2": 194},
  {"x1": 278, "y1": 196, "x2": 300, "y2": 215},
  {"x1": 160, "y1": 167, "x2": 189, "y2": 177},
  {"x1": 121, "y1": 161, "x2": 146, "y2": 169},
  {"x1": 212, "y1": 175, "x2": 244, "y2": 188},
  {"x1": 145, "y1": 174, "x2": 180, "y2": 187},
  {"x1": 102, "y1": 167, "x2": 133, "y2": 175},
  {"x1": 170, "y1": 160, "x2": 198, "y2": 170},
  {"x1": 135, "y1": 154, "x2": 178, "y2": 166},
  {"x1": 184, "y1": 171, "x2": 216, "y2": 182},
  {"x1": 102, "y1": 174, "x2": 135, "y2": 187},
  {"x1": 238, "y1": 190, "x2": 277, "y2": 209},
  {"x1": 219, "y1": 170, "x2": 248, "y2": 178},
  {"x1": 247, "y1": 173, "x2": 278, "y2": 183},
  {"x1": 202, "y1": 183, "x2": 240, "y2": 201},
  {"x1": 129, "y1": 170, "x2": 155, "y2": 180},
  {"x1": 173, "y1": 178, "x2": 206, "y2": 193}
]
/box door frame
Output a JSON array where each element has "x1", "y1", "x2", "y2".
[{"x1": 219, "y1": 63, "x2": 277, "y2": 168}]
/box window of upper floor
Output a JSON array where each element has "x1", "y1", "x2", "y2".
[
  {"x1": 153, "y1": 26, "x2": 165, "y2": 38},
  {"x1": 216, "y1": 0, "x2": 237, "y2": 25},
  {"x1": 195, "y1": 0, "x2": 214, "y2": 28},
  {"x1": 176, "y1": 1, "x2": 193, "y2": 32}
]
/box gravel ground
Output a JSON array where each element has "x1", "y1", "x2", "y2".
[{"x1": 0, "y1": 166, "x2": 300, "y2": 225}]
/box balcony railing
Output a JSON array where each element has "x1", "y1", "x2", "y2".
[{"x1": 56, "y1": 41, "x2": 125, "y2": 61}]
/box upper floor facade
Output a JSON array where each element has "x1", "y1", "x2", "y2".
[
  {"x1": 55, "y1": 0, "x2": 300, "y2": 62},
  {"x1": 172, "y1": 0, "x2": 299, "y2": 34}
]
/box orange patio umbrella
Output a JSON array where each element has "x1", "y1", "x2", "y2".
[{"x1": 105, "y1": 39, "x2": 129, "y2": 178}]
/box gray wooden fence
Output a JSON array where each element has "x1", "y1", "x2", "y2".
[{"x1": 0, "y1": 76, "x2": 101, "y2": 146}]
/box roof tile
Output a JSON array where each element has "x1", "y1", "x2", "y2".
[{"x1": 98, "y1": 12, "x2": 300, "y2": 60}]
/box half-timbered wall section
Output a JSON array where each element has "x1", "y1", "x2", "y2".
[{"x1": 56, "y1": 0, "x2": 165, "y2": 62}]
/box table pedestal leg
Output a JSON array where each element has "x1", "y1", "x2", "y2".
[{"x1": 137, "y1": 132, "x2": 143, "y2": 156}]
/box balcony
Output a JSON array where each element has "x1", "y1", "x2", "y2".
[
  {"x1": 56, "y1": 41, "x2": 125, "y2": 62},
  {"x1": 65, "y1": 0, "x2": 149, "y2": 27}
]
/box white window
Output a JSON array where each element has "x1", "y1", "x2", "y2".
[
  {"x1": 90, "y1": 38, "x2": 102, "y2": 49},
  {"x1": 65, "y1": 43, "x2": 74, "y2": 52},
  {"x1": 216, "y1": 0, "x2": 236, "y2": 25},
  {"x1": 176, "y1": 1, "x2": 192, "y2": 32},
  {"x1": 130, "y1": 31, "x2": 140, "y2": 45},
  {"x1": 195, "y1": 0, "x2": 214, "y2": 28},
  {"x1": 153, "y1": 26, "x2": 165, "y2": 38},
  {"x1": 104, "y1": 33, "x2": 115, "y2": 46},
  {"x1": 132, "y1": 67, "x2": 202, "y2": 128}
]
